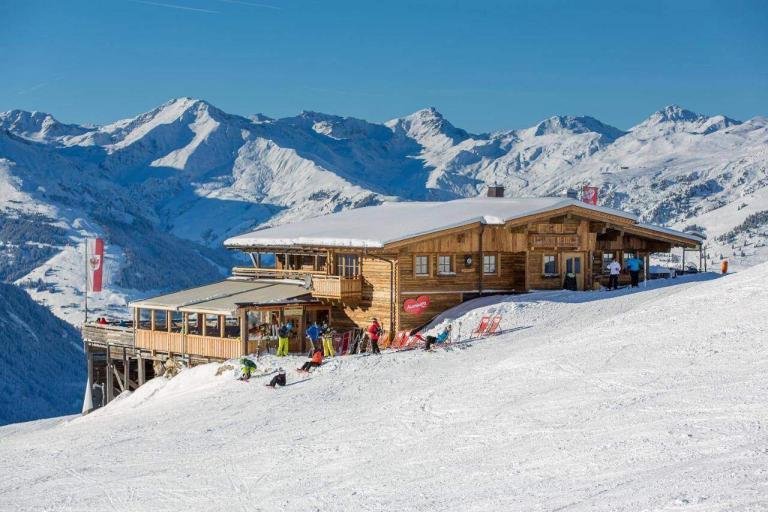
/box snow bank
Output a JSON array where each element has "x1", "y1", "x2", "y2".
[{"x1": 1, "y1": 264, "x2": 767, "y2": 510}]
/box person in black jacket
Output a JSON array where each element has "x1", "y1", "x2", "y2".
[{"x1": 266, "y1": 369, "x2": 286, "y2": 388}]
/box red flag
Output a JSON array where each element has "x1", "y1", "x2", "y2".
[
  {"x1": 582, "y1": 186, "x2": 598, "y2": 205},
  {"x1": 87, "y1": 238, "x2": 104, "y2": 293}
]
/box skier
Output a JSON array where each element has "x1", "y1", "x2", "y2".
[
  {"x1": 305, "y1": 322, "x2": 321, "y2": 355},
  {"x1": 607, "y1": 257, "x2": 621, "y2": 290},
  {"x1": 366, "y1": 317, "x2": 383, "y2": 354},
  {"x1": 277, "y1": 322, "x2": 292, "y2": 357},
  {"x1": 322, "y1": 329, "x2": 336, "y2": 357},
  {"x1": 625, "y1": 256, "x2": 643, "y2": 287},
  {"x1": 297, "y1": 348, "x2": 323, "y2": 373},
  {"x1": 239, "y1": 357, "x2": 257, "y2": 381},
  {"x1": 424, "y1": 325, "x2": 452, "y2": 351},
  {"x1": 266, "y1": 368, "x2": 287, "y2": 388}
]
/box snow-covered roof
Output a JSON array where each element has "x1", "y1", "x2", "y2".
[
  {"x1": 129, "y1": 279, "x2": 314, "y2": 316},
  {"x1": 225, "y1": 196, "x2": 701, "y2": 249}
]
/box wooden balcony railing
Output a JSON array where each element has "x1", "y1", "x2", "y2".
[
  {"x1": 232, "y1": 267, "x2": 326, "y2": 280},
  {"x1": 82, "y1": 323, "x2": 134, "y2": 348},
  {"x1": 311, "y1": 275, "x2": 362, "y2": 300}
]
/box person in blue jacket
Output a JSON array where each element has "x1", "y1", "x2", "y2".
[
  {"x1": 424, "y1": 325, "x2": 452, "y2": 351},
  {"x1": 625, "y1": 257, "x2": 644, "y2": 288},
  {"x1": 305, "y1": 322, "x2": 321, "y2": 356}
]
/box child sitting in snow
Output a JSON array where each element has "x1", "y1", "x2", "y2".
[
  {"x1": 424, "y1": 325, "x2": 452, "y2": 351},
  {"x1": 266, "y1": 369, "x2": 286, "y2": 388},
  {"x1": 297, "y1": 348, "x2": 323, "y2": 373}
]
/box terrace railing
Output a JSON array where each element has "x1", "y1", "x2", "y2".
[
  {"x1": 82, "y1": 323, "x2": 135, "y2": 348},
  {"x1": 311, "y1": 275, "x2": 362, "y2": 300}
]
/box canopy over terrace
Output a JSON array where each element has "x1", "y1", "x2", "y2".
[
  {"x1": 129, "y1": 278, "x2": 315, "y2": 315},
  {"x1": 129, "y1": 279, "x2": 321, "y2": 360}
]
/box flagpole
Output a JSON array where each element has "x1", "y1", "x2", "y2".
[{"x1": 84, "y1": 239, "x2": 88, "y2": 325}]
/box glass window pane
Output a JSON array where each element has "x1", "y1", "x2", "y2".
[
  {"x1": 170, "y1": 311, "x2": 183, "y2": 333},
  {"x1": 205, "y1": 314, "x2": 219, "y2": 336},
  {"x1": 438, "y1": 255, "x2": 452, "y2": 274},
  {"x1": 543, "y1": 255, "x2": 556, "y2": 274},
  {"x1": 224, "y1": 316, "x2": 240, "y2": 339},
  {"x1": 575, "y1": 257, "x2": 581, "y2": 274},
  {"x1": 188, "y1": 313, "x2": 202, "y2": 335},
  {"x1": 139, "y1": 308, "x2": 151, "y2": 330},
  {"x1": 483, "y1": 255, "x2": 496, "y2": 274},
  {"x1": 415, "y1": 256, "x2": 428, "y2": 275},
  {"x1": 153, "y1": 310, "x2": 167, "y2": 331}
]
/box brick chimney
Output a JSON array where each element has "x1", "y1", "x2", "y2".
[{"x1": 487, "y1": 184, "x2": 505, "y2": 198}]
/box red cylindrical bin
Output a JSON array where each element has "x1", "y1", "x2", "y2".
[{"x1": 721, "y1": 259, "x2": 728, "y2": 274}]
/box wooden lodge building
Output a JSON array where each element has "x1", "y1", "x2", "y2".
[{"x1": 82, "y1": 188, "x2": 702, "y2": 405}]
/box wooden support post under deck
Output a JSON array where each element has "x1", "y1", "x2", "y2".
[
  {"x1": 105, "y1": 345, "x2": 114, "y2": 404},
  {"x1": 122, "y1": 347, "x2": 130, "y2": 391},
  {"x1": 137, "y1": 353, "x2": 145, "y2": 386},
  {"x1": 85, "y1": 345, "x2": 94, "y2": 412},
  {"x1": 240, "y1": 309, "x2": 248, "y2": 356}
]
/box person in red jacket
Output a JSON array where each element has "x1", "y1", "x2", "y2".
[
  {"x1": 297, "y1": 348, "x2": 323, "y2": 372},
  {"x1": 367, "y1": 317, "x2": 382, "y2": 354}
]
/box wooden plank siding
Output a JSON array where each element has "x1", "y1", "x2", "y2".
[
  {"x1": 223, "y1": 206, "x2": 698, "y2": 336},
  {"x1": 324, "y1": 255, "x2": 396, "y2": 336}
]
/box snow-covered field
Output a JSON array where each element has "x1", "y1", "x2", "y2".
[{"x1": 1, "y1": 267, "x2": 767, "y2": 511}]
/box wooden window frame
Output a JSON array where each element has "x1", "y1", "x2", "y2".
[
  {"x1": 336, "y1": 254, "x2": 360, "y2": 278},
  {"x1": 483, "y1": 254, "x2": 499, "y2": 275},
  {"x1": 437, "y1": 254, "x2": 455, "y2": 276},
  {"x1": 542, "y1": 254, "x2": 558, "y2": 276},
  {"x1": 413, "y1": 254, "x2": 431, "y2": 277}
]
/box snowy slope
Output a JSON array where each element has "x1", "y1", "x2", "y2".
[
  {"x1": 0, "y1": 283, "x2": 84, "y2": 426},
  {"x1": 1, "y1": 99, "x2": 767, "y2": 327},
  {"x1": 1, "y1": 268, "x2": 767, "y2": 509}
]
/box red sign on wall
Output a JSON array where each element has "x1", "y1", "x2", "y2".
[
  {"x1": 582, "y1": 186, "x2": 598, "y2": 205},
  {"x1": 403, "y1": 295, "x2": 430, "y2": 314}
]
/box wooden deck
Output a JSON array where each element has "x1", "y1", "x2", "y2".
[{"x1": 82, "y1": 323, "x2": 134, "y2": 348}]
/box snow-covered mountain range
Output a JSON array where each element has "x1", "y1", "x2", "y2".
[
  {"x1": 0, "y1": 281, "x2": 84, "y2": 425},
  {"x1": 1, "y1": 99, "x2": 766, "y2": 324}
]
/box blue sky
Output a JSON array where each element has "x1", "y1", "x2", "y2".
[{"x1": 1, "y1": 0, "x2": 766, "y2": 132}]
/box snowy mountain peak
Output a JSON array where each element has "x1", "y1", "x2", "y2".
[
  {"x1": 386, "y1": 107, "x2": 472, "y2": 147},
  {"x1": 533, "y1": 115, "x2": 626, "y2": 141},
  {"x1": 0, "y1": 109, "x2": 89, "y2": 142},
  {"x1": 655, "y1": 104, "x2": 703, "y2": 123},
  {"x1": 635, "y1": 105, "x2": 741, "y2": 134}
]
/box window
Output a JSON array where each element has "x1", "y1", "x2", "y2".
[
  {"x1": 205, "y1": 314, "x2": 220, "y2": 337},
  {"x1": 437, "y1": 255, "x2": 453, "y2": 275},
  {"x1": 187, "y1": 313, "x2": 202, "y2": 336},
  {"x1": 224, "y1": 316, "x2": 240, "y2": 338},
  {"x1": 414, "y1": 255, "x2": 429, "y2": 276},
  {"x1": 623, "y1": 251, "x2": 636, "y2": 262},
  {"x1": 153, "y1": 310, "x2": 167, "y2": 331},
  {"x1": 337, "y1": 254, "x2": 360, "y2": 277},
  {"x1": 138, "y1": 308, "x2": 151, "y2": 330},
  {"x1": 483, "y1": 254, "x2": 497, "y2": 274},
  {"x1": 170, "y1": 311, "x2": 183, "y2": 333},
  {"x1": 566, "y1": 256, "x2": 582, "y2": 274},
  {"x1": 543, "y1": 255, "x2": 557, "y2": 275}
]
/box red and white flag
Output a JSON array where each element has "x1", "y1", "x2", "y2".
[
  {"x1": 86, "y1": 238, "x2": 105, "y2": 293},
  {"x1": 582, "y1": 186, "x2": 599, "y2": 205}
]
